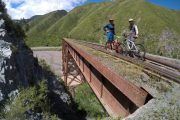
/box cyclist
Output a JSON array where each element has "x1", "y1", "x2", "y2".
[
  {"x1": 103, "y1": 19, "x2": 116, "y2": 50},
  {"x1": 128, "y1": 18, "x2": 138, "y2": 42}
]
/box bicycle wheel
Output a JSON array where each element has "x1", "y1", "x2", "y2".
[
  {"x1": 118, "y1": 43, "x2": 128, "y2": 55},
  {"x1": 134, "y1": 44, "x2": 146, "y2": 60}
]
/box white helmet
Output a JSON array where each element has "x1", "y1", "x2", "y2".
[{"x1": 129, "y1": 18, "x2": 134, "y2": 22}]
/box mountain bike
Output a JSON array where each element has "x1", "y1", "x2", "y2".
[
  {"x1": 116, "y1": 34, "x2": 146, "y2": 60},
  {"x1": 102, "y1": 35, "x2": 124, "y2": 53}
]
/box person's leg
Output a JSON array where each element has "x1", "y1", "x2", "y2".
[
  {"x1": 106, "y1": 32, "x2": 111, "y2": 49},
  {"x1": 128, "y1": 35, "x2": 135, "y2": 49},
  {"x1": 107, "y1": 41, "x2": 113, "y2": 50},
  {"x1": 110, "y1": 42, "x2": 113, "y2": 50},
  {"x1": 105, "y1": 33, "x2": 109, "y2": 49},
  {"x1": 105, "y1": 41, "x2": 108, "y2": 49},
  {"x1": 109, "y1": 33, "x2": 114, "y2": 50}
]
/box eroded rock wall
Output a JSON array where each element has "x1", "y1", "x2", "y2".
[{"x1": 0, "y1": 12, "x2": 41, "y2": 102}]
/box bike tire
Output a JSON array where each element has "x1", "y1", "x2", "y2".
[
  {"x1": 134, "y1": 44, "x2": 146, "y2": 61},
  {"x1": 119, "y1": 43, "x2": 128, "y2": 56}
]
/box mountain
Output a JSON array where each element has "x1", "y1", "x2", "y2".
[
  {"x1": 25, "y1": 10, "x2": 67, "y2": 46},
  {"x1": 25, "y1": 0, "x2": 180, "y2": 58}
]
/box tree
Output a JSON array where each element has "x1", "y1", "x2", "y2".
[
  {"x1": 25, "y1": 24, "x2": 30, "y2": 32},
  {"x1": 0, "y1": 0, "x2": 26, "y2": 38},
  {"x1": 0, "y1": 0, "x2": 6, "y2": 13}
]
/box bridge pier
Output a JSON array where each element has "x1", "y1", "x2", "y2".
[{"x1": 62, "y1": 41, "x2": 85, "y2": 87}]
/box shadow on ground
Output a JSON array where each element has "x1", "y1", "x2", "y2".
[{"x1": 35, "y1": 58, "x2": 87, "y2": 120}]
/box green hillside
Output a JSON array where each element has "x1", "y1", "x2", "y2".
[
  {"x1": 25, "y1": 0, "x2": 180, "y2": 58},
  {"x1": 25, "y1": 10, "x2": 67, "y2": 46}
]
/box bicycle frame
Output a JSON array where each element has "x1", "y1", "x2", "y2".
[
  {"x1": 125, "y1": 38, "x2": 138, "y2": 52},
  {"x1": 116, "y1": 35, "x2": 145, "y2": 60}
]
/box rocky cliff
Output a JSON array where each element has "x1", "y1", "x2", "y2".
[
  {"x1": 0, "y1": 11, "x2": 41, "y2": 103},
  {"x1": 0, "y1": 10, "x2": 86, "y2": 119}
]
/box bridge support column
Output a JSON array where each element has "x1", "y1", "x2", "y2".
[
  {"x1": 62, "y1": 41, "x2": 69, "y2": 86},
  {"x1": 62, "y1": 41, "x2": 85, "y2": 87}
]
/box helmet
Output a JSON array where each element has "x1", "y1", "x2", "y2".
[
  {"x1": 109, "y1": 18, "x2": 114, "y2": 21},
  {"x1": 129, "y1": 18, "x2": 134, "y2": 22}
]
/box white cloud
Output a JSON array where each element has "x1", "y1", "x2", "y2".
[{"x1": 2, "y1": 0, "x2": 87, "y2": 19}]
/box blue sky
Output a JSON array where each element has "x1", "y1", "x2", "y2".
[
  {"x1": 86, "y1": 0, "x2": 106, "y2": 3},
  {"x1": 11, "y1": 1, "x2": 24, "y2": 8},
  {"x1": 3, "y1": 0, "x2": 180, "y2": 19},
  {"x1": 10, "y1": 0, "x2": 180, "y2": 10},
  {"x1": 87, "y1": 0, "x2": 180, "y2": 10},
  {"x1": 148, "y1": 0, "x2": 180, "y2": 10}
]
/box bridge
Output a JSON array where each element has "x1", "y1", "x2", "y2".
[{"x1": 61, "y1": 38, "x2": 180, "y2": 118}]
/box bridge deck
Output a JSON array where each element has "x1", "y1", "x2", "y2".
[
  {"x1": 63, "y1": 38, "x2": 180, "y2": 118},
  {"x1": 71, "y1": 40, "x2": 178, "y2": 96},
  {"x1": 63, "y1": 38, "x2": 154, "y2": 117},
  {"x1": 73, "y1": 41, "x2": 147, "y2": 87}
]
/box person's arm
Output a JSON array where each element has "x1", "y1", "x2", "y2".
[
  {"x1": 103, "y1": 24, "x2": 108, "y2": 32},
  {"x1": 134, "y1": 25, "x2": 138, "y2": 37}
]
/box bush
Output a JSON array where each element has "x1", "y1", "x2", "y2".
[
  {"x1": 0, "y1": 0, "x2": 6, "y2": 13},
  {"x1": 74, "y1": 83, "x2": 107, "y2": 118},
  {"x1": 2, "y1": 80, "x2": 59, "y2": 120}
]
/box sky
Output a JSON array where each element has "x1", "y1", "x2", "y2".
[
  {"x1": 148, "y1": 0, "x2": 180, "y2": 10},
  {"x1": 2, "y1": 0, "x2": 180, "y2": 19}
]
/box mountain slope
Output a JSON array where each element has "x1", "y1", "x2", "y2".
[
  {"x1": 25, "y1": 10, "x2": 67, "y2": 46},
  {"x1": 25, "y1": 0, "x2": 180, "y2": 58},
  {"x1": 45, "y1": 3, "x2": 103, "y2": 45}
]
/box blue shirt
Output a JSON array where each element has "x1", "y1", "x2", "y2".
[{"x1": 103, "y1": 23, "x2": 115, "y2": 35}]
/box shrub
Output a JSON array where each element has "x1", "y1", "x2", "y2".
[
  {"x1": 2, "y1": 80, "x2": 59, "y2": 120},
  {"x1": 74, "y1": 83, "x2": 107, "y2": 118}
]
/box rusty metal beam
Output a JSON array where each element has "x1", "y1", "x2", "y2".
[
  {"x1": 65, "y1": 42, "x2": 129, "y2": 117},
  {"x1": 64, "y1": 38, "x2": 148, "y2": 107}
]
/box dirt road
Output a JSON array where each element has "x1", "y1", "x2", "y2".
[
  {"x1": 33, "y1": 51, "x2": 63, "y2": 76},
  {"x1": 33, "y1": 49, "x2": 82, "y2": 86}
]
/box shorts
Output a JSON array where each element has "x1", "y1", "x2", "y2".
[{"x1": 106, "y1": 32, "x2": 114, "y2": 42}]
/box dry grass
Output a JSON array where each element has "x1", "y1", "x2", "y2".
[{"x1": 73, "y1": 42, "x2": 177, "y2": 95}]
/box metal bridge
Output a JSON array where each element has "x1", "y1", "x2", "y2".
[{"x1": 62, "y1": 38, "x2": 180, "y2": 118}]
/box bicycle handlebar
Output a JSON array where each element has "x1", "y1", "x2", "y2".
[{"x1": 116, "y1": 36, "x2": 121, "y2": 39}]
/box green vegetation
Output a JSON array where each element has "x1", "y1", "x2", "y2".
[
  {"x1": 1, "y1": 81, "x2": 58, "y2": 120},
  {"x1": 24, "y1": 0, "x2": 180, "y2": 58},
  {"x1": 74, "y1": 83, "x2": 107, "y2": 118},
  {"x1": 38, "y1": 59, "x2": 107, "y2": 118},
  {"x1": 0, "y1": 0, "x2": 6, "y2": 13},
  {"x1": 25, "y1": 10, "x2": 67, "y2": 46}
]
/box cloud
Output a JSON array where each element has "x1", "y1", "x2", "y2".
[{"x1": 2, "y1": 0, "x2": 87, "y2": 19}]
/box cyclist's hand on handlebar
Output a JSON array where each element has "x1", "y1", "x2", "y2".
[
  {"x1": 133, "y1": 35, "x2": 138, "y2": 39},
  {"x1": 116, "y1": 36, "x2": 121, "y2": 39}
]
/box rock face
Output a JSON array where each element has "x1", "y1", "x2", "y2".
[
  {"x1": 0, "y1": 12, "x2": 41, "y2": 102},
  {"x1": 0, "y1": 12, "x2": 86, "y2": 120},
  {"x1": 125, "y1": 85, "x2": 180, "y2": 120}
]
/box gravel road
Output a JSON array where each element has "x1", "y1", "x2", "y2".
[{"x1": 33, "y1": 51, "x2": 63, "y2": 76}]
